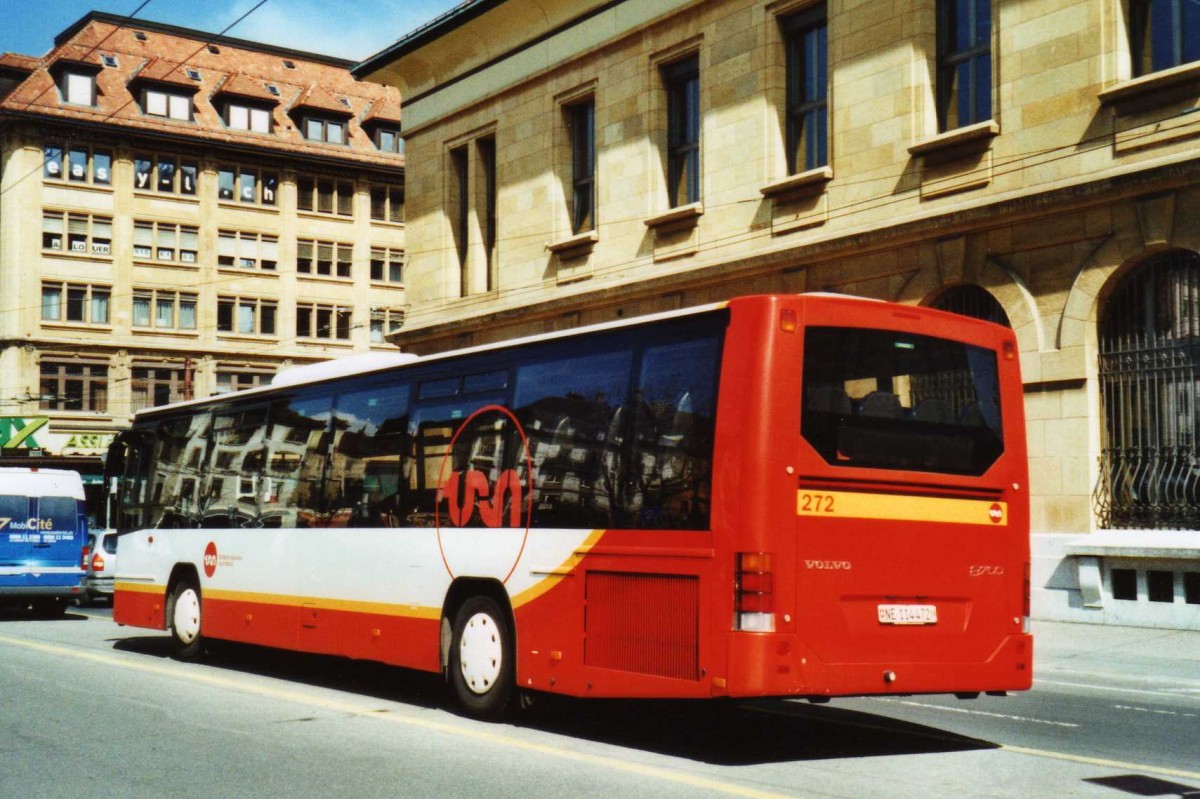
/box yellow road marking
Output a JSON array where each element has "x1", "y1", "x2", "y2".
[
  {"x1": 1000, "y1": 744, "x2": 1200, "y2": 782},
  {"x1": 10, "y1": 634, "x2": 1198, "y2": 790},
  {"x1": 0, "y1": 634, "x2": 789, "y2": 799}
]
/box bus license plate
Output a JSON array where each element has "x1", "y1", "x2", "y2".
[{"x1": 877, "y1": 604, "x2": 938, "y2": 625}]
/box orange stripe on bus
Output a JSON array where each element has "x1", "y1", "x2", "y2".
[{"x1": 797, "y1": 490, "x2": 1008, "y2": 526}]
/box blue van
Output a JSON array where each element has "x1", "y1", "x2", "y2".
[{"x1": 0, "y1": 468, "x2": 88, "y2": 617}]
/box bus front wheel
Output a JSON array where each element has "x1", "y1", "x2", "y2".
[
  {"x1": 169, "y1": 579, "x2": 204, "y2": 660},
  {"x1": 448, "y1": 596, "x2": 514, "y2": 719}
]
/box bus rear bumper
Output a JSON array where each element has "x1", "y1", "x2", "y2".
[
  {"x1": 723, "y1": 631, "x2": 1033, "y2": 698},
  {"x1": 0, "y1": 582, "x2": 85, "y2": 602}
]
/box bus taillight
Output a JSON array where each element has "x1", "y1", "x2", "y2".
[
  {"x1": 735, "y1": 552, "x2": 775, "y2": 632},
  {"x1": 81, "y1": 544, "x2": 90, "y2": 570},
  {"x1": 1023, "y1": 560, "x2": 1031, "y2": 628}
]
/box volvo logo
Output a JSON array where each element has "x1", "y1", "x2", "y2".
[{"x1": 805, "y1": 560, "x2": 852, "y2": 570}]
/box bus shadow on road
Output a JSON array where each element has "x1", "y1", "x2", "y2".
[
  {"x1": 112, "y1": 634, "x2": 995, "y2": 766},
  {"x1": 113, "y1": 635, "x2": 448, "y2": 709},
  {"x1": 515, "y1": 695, "x2": 998, "y2": 766},
  {"x1": 0, "y1": 607, "x2": 89, "y2": 623}
]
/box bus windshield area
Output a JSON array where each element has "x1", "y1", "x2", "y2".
[{"x1": 801, "y1": 326, "x2": 1004, "y2": 476}]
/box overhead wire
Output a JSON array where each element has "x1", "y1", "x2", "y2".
[{"x1": 7, "y1": 9, "x2": 1200, "y2": 408}]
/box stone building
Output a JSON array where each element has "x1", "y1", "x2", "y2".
[
  {"x1": 0, "y1": 12, "x2": 407, "y2": 508},
  {"x1": 355, "y1": 0, "x2": 1200, "y2": 627}
]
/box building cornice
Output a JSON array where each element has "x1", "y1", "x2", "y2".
[{"x1": 0, "y1": 112, "x2": 404, "y2": 177}]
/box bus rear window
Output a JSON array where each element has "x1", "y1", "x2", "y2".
[{"x1": 801, "y1": 327, "x2": 1003, "y2": 476}]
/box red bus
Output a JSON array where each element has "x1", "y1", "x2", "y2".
[{"x1": 110, "y1": 294, "x2": 1031, "y2": 717}]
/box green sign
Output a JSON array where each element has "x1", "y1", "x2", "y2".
[{"x1": 0, "y1": 417, "x2": 48, "y2": 449}]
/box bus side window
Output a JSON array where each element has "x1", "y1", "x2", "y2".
[
  {"x1": 626, "y1": 336, "x2": 721, "y2": 530},
  {"x1": 205, "y1": 407, "x2": 267, "y2": 528},
  {"x1": 328, "y1": 379, "x2": 409, "y2": 529},
  {"x1": 404, "y1": 378, "x2": 508, "y2": 528},
  {"x1": 146, "y1": 415, "x2": 209, "y2": 529},
  {"x1": 116, "y1": 429, "x2": 154, "y2": 532},
  {"x1": 513, "y1": 349, "x2": 632, "y2": 529},
  {"x1": 263, "y1": 390, "x2": 335, "y2": 529}
]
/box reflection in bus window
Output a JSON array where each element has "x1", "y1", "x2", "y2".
[
  {"x1": 329, "y1": 378, "x2": 408, "y2": 528},
  {"x1": 623, "y1": 337, "x2": 720, "y2": 529},
  {"x1": 801, "y1": 327, "x2": 1003, "y2": 475},
  {"x1": 405, "y1": 388, "x2": 508, "y2": 527},
  {"x1": 146, "y1": 414, "x2": 209, "y2": 528},
  {"x1": 204, "y1": 407, "x2": 267, "y2": 526},
  {"x1": 514, "y1": 349, "x2": 632, "y2": 529},
  {"x1": 263, "y1": 391, "x2": 333, "y2": 528}
]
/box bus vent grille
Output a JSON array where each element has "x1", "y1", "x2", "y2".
[{"x1": 584, "y1": 571, "x2": 699, "y2": 681}]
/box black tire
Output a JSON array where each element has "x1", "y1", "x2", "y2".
[
  {"x1": 31, "y1": 597, "x2": 68, "y2": 618},
  {"x1": 168, "y1": 579, "x2": 204, "y2": 660},
  {"x1": 448, "y1": 595, "x2": 514, "y2": 719}
]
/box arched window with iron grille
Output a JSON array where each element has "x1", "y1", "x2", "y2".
[
  {"x1": 1096, "y1": 251, "x2": 1200, "y2": 530},
  {"x1": 931, "y1": 284, "x2": 1011, "y2": 327}
]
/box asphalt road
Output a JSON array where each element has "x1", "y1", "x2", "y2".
[{"x1": 1, "y1": 608, "x2": 1197, "y2": 798}]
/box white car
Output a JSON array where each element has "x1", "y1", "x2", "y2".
[{"x1": 84, "y1": 530, "x2": 118, "y2": 604}]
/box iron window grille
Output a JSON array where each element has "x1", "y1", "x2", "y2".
[{"x1": 1095, "y1": 251, "x2": 1200, "y2": 530}]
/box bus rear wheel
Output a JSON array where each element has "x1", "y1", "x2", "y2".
[
  {"x1": 169, "y1": 579, "x2": 204, "y2": 660},
  {"x1": 448, "y1": 596, "x2": 514, "y2": 719},
  {"x1": 31, "y1": 598, "x2": 68, "y2": 618}
]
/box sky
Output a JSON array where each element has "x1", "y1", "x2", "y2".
[{"x1": 0, "y1": 0, "x2": 462, "y2": 63}]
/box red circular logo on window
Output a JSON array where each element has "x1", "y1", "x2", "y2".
[
  {"x1": 203, "y1": 541, "x2": 218, "y2": 578},
  {"x1": 988, "y1": 503, "x2": 1004, "y2": 524}
]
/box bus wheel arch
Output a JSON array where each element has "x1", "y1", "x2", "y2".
[
  {"x1": 442, "y1": 578, "x2": 516, "y2": 719},
  {"x1": 165, "y1": 564, "x2": 204, "y2": 660}
]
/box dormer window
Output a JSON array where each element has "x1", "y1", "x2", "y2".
[
  {"x1": 291, "y1": 84, "x2": 353, "y2": 145},
  {"x1": 186, "y1": 68, "x2": 201, "y2": 81},
  {"x1": 226, "y1": 101, "x2": 272, "y2": 133},
  {"x1": 361, "y1": 98, "x2": 402, "y2": 155},
  {"x1": 375, "y1": 126, "x2": 404, "y2": 154},
  {"x1": 101, "y1": 54, "x2": 118, "y2": 68},
  {"x1": 214, "y1": 74, "x2": 279, "y2": 135},
  {"x1": 303, "y1": 116, "x2": 346, "y2": 144},
  {"x1": 144, "y1": 86, "x2": 193, "y2": 121},
  {"x1": 58, "y1": 69, "x2": 97, "y2": 106}
]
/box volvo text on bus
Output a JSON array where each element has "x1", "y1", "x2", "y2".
[{"x1": 110, "y1": 294, "x2": 1031, "y2": 717}]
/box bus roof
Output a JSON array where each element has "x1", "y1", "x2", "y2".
[
  {"x1": 127, "y1": 292, "x2": 995, "y2": 420},
  {"x1": 0, "y1": 468, "x2": 86, "y2": 499},
  {"x1": 131, "y1": 297, "x2": 740, "y2": 418}
]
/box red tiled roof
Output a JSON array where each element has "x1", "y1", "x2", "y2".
[
  {"x1": 0, "y1": 15, "x2": 403, "y2": 170},
  {"x1": 363, "y1": 94, "x2": 401, "y2": 126},
  {"x1": 213, "y1": 72, "x2": 280, "y2": 103},
  {"x1": 291, "y1": 83, "x2": 352, "y2": 116},
  {"x1": 0, "y1": 53, "x2": 40, "y2": 73},
  {"x1": 130, "y1": 57, "x2": 197, "y2": 89},
  {"x1": 52, "y1": 43, "x2": 105, "y2": 69}
]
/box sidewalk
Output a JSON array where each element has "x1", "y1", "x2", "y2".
[{"x1": 1032, "y1": 618, "x2": 1200, "y2": 685}]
